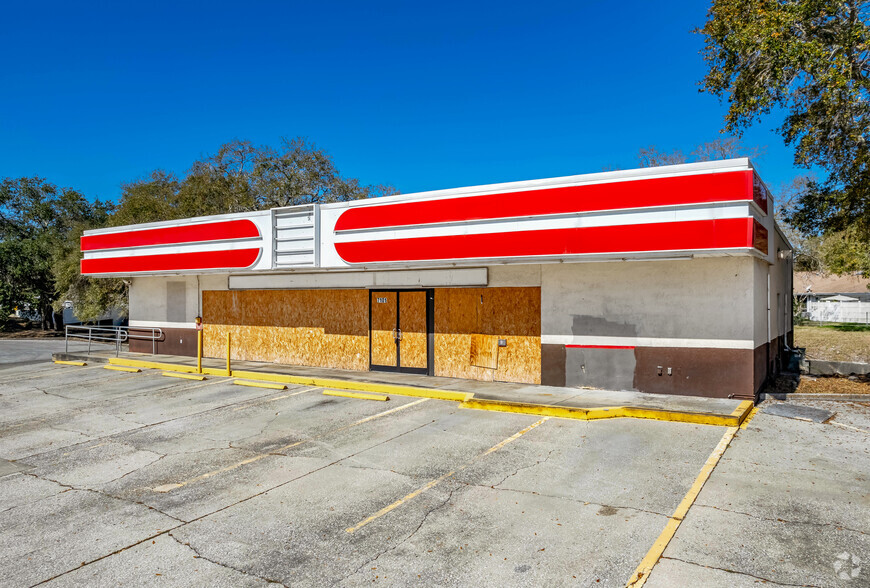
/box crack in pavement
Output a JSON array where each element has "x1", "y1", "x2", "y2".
[
  {"x1": 470, "y1": 482, "x2": 671, "y2": 518},
  {"x1": 693, "y1": 503, "x2": 869, "y2": 536},
  {"x1": 21, "y1": 471, "x2": 186, "y2": 524},
  {"x1": 0, "y1": 485, "x2": 73, "y2": 516},
  {"x1": 659, "y1": 555, "x2": 822, "y2": 587},
  {"x1": 491, "y1": 446, "x2": 558, "y2": 489},
  {"x1": 19, "y1": 422, "x2": 436, "y2": 588},
  {"x1": 96, "y1": 452, "x2": 169, "y2": 485},
  {"x1": 166, "y1": 532, "x2": 289, "y2": 587},
  {"x1": 29, "y1": 527, "x2": 185, "y2": 587},
  {"x1": 11, "y1": 382, "x2": 297, "y2": 462},
  {"x1": 342, "y1": 482, "x2": 462, "y2": 583}
]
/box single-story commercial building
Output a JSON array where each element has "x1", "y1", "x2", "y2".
[{"x1": 81, "y1": 158, "x2": 793, "y2": 400}]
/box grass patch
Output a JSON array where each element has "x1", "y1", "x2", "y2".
[
  {"x1": 816, "y1": 323, "x2": 870, "y2": 332},
  {"x1": 795, "y1": 325, "x2": 870, "y2": 363}
]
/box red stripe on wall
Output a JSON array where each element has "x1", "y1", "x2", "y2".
[
  {"x1": 334, "y1": 170, "x2": 753, "y2": 232},
  {"x1": 81, "y1": 248, "x2": 261, "y2": 274},
  {"x1": 334, "y1": 218, "x2": 754, "y2": 263},
  {"x1": 81, "y1": 219, "x2": 260, "y2": 252},
  {"x1": 565, "y1": 345, "x2": 636, "y2": 349}
]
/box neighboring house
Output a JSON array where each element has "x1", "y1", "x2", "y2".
[{"x1": 794, "y1": 272, "x2": 870, "y2": 324}]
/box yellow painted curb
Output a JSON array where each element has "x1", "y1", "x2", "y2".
[
  {"x1": 103, "y1": 365, "x2": 141, "y2": 373},
  {"x1": 54, "y1": 360, "x2": 87, "y2": 366},
  {"x1": 162, "y1": 372, "x2": 206, "y2": 381},
  {"x1": 228, "y1": 370, "x2": 471, "y2": 402},
  {"x1": 103, "y1": 356, "x2": 753, "y2": 427},
  {"x1": 106, "y1": 359, "x2": 465, "y2": 401},
  {"x1": 109, "y1": 358, "x2": 197, "y2": 373},
  {"x1": 233, "y1": 380, "x2": 287, "y2": 390},
  {"x1": 459, "y1": 398, "x2": 753, "y2": 427},
  {"x1": 323, "y1": 390, "x2": 389, "y2": 402}
]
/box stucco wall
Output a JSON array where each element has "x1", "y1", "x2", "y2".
[
  {"x1": 541, "y1": 257, "x2": 755, "y2": 342},
  {"x1": 130, "y1": 276, "x2": 200, "y2": 328},
  {"x1": 540, "y1": 257, "x2": 758, "y2": 395}
]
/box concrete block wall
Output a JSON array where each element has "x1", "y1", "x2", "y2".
[{"x1": 539, "y1": 257, "x2": 760, "y2": 398}]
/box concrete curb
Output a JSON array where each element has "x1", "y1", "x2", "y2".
[
  {"x1": 458, "y1": 398, "x2": 753, "y2": 427},
  {"x1": 52, "y1": 351, "x2": 751, "y2": 427},
  {"x1": 761, "y1": 393, "x2": 870, "y2": 402},
  {"x1": 802, "y1": 358, "x2": 870, "y2": 376}
]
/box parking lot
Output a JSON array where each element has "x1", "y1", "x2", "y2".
[{"x1": 1, "y1": 340, "x2": 868, "y2": 587}]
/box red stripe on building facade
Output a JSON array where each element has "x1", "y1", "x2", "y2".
[
  {"x1": 80, "y1": 248, "x2": 261, "y2": 274},
  {"x1": 80, "y1": 219, "x2": 260, "y2": 252},
  {"x1": 334, "y1": 218, "x2": 756, "y2": 264},
  {"x1": 565, "y1": 345, "x2": 636, "y2": 349},
  {"x1": 334, "y1": 170, "x2": 755, "y2": 232}
]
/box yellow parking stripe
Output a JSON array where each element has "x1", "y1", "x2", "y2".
[
  {"x1": 625, "y1": 426, "x2": 739, "y2": 587},
  {"x1": 739, "y1": 406, "x2": 761, "y2": 429},
  {"x1": 346, "y1": 416, "x2": 550, "y2": 534},
  {"x1": 54, "y1": 360, "x2": 87, "y2": 366},
  {"x1": 152, "y1": 398, "x2": 430, "y2": 493}
]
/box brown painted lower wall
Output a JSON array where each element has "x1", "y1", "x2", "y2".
[
  {"x1": 542, "y1": 344, "x2": 760, "y2": 399},
  {"x1": 633, "y1": 347, "x2": 755, "y2": 399},
  {"x1": 752, "y1": 335, "x2": 790, "y2": 399},
  {"x1": 541, "y1": 344, "x2": 567, "y2": 387},
  {"x1": 129, "y1": 327, "x2": 197, "y2": 357}
]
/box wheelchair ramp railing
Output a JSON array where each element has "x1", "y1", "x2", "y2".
[{"x1": 64, "y1": 325, "x2": 164, "y2": 356}]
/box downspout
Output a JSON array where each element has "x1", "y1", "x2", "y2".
[
  {"x1": 781, "y1": 252, "x2": 799, "y2": 353},
  {"x1": 767, "y1": 266, "x2": 771, "y2": 355}
]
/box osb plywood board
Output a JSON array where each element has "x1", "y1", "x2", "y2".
[
  {"x1": 371, "y1": 291, "x2": 397, "y2": 367},
  {"x1": 399, "y1": 291, "x2": 427, "y2": 369},
  {"x1": 202, "y1": 289, "x2": 369, "y2": 371},
  {"x1": 434, "y1": 287, "x2": 541, "y2": 384},
  {"x1": 470, "y1": 334, "x2": 498, "y2": 369}
]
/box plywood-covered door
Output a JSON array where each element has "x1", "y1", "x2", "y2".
[
  {"x1": 399, "y1": 291, "x2": 427, "y2": 369},
  {"x1": 370, "y1": 291, "x2": 398, "y2": 367}
]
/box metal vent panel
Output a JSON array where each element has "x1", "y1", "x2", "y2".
[{"x1": 271, "y1": 205, "x2": 320, "y2": 268}]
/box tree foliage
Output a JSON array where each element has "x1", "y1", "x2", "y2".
[
  {"x1": 637, "y1": 136, "x2": 765, "y2": 167},
  {"x1": 1, "y1": 137, "x2": 397, "y2": 328},
  {"x1": 112, "y1": 137, "x2": 397, "y2": 223},
  {"x1": 0, "y1": 178, "x2": 114, "y2": 328},
  {"x1": 698, "y1": 0, "x2": 870, "y2": 237}
]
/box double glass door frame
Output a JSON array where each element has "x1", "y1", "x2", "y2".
[{"x1": 368, "y1": 288, "x2": 434, "y2": 375}]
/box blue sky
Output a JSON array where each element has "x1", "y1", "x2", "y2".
[{"x1": 0, "y1": 1, "x2": 809, "y2": 202}]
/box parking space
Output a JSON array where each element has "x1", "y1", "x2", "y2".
[{"x1": 1, "y1": 341, "x2": 868, "y2": 587}]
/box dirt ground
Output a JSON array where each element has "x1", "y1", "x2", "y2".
[
  {"x1": 794, "y1": 324, "x2": 870, "y2": 363},
  {"x1": 0, "y1": 317, "x2": 64, "y2": 339},
  {"x1": 765, "y1": 373, "x2": 870, "y2": 395}
]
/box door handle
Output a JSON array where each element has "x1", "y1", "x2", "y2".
[{"x1": 395, "y1": 328, "x2": 403, "y2": 341}]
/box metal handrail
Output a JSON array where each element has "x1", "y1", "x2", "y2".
[{"x1": 65, "y1": 325, "x2": 164, "y2": 357}]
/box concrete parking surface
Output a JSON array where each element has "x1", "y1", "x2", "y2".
[{"x1": 1, "y1": 340, "x2": 868, "y2": 587}]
